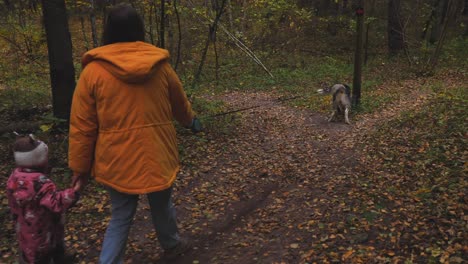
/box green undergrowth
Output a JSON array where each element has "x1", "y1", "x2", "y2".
[
  {"x1": 0, "y1": 78, "x2": 50, "y2": 114},
  {"x1": 190, "y1": 50, "x2": 429, "y2": 118},
  {"x1": 195, "y1": 52, "x2": 352, "y2": 93},
  {"x1": 192, "y1": 52, "x2": 354, "y2": 114},
  {"x1": 354, "y1": 79, "x2": 400, "y2": 114},
  {"x1": 354, "y1": 86, "x2": 467, "y2": 262},
  {"x1": 365, "y1": 85, "x2": 467, "y2": 203},
  {"x1": 184, "y1": 94, "x2": 239, "y2": 135},
  {"x1": 438, "y1": 37, "x2": 468, "y2": 71}
]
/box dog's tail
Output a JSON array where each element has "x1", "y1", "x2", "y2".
[
  {"x1": 332, "y1": 87, "x2": 346, "y2": 102},
  {"x1": 343, "y1": 84, "x2": 351, "y2": 97}
]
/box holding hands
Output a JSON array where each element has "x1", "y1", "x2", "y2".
[{"x1": 72, "y1": 171, "x2": 89, "y2": 192}]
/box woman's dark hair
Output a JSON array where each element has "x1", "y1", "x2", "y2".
[{"x1": 102, "y1": 4, "x2": 145, "y2": 45}]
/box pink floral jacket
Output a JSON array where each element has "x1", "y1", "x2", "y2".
[{"x1": 6, "y1": 168, "x2": 79, "y2": 263}]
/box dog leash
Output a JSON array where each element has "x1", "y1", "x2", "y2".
[{"x1": 202, "y1": 95, "x2": 303, "y2": 119}]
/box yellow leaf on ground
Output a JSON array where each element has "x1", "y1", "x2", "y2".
[
  {"x1": 290, "y1": 243, "x2": 299, "y2": 249},
  {"x1": 342, "y1": 249, "x2": 354, "y2": 260},
  {"x1": 40, "y1": 124, "x2": 52, "y2": 132}
]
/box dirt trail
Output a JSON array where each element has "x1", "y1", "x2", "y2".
[{"x1": 113, "y1": 83, "x2": 432, "y2": 263}]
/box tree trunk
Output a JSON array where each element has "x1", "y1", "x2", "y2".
[
  {"x1": 421, "y1": 0, "x2": 439, "y2": 41},
  {"x1": 296, "y1": 0, "x2": 312, "y2": 9},
  {"x1": 160, "y1": 0, "x2": 166, "y2": 48},
  {"x1": 388, "y1": 0, "x2": 405, "y2": 56},
  {"x1": 353, "y1": 2, "x2": 364, "y2": 107},
  {"x1": 174, "y1": 0, "x2": 182, "y2": 71},
  {"x1": 427, "y1": 0, "x2": 463, "y2": 73},
  {"x1": 169, "y1": 17, "x2": 175, "y2": 63},
  {"x1": 241, "y1": 0, "x2": 246, "y2": 33},
  {"x1": 41, "y1": 0, "x2": 76, "y2": 121},
  {"x1": 214, "y1": 34, "x2": 219, "y2": 84},
  {"x1": 343, "y1": 0, "x2": 349, "y2": 10},
  {"x1": 80, "y1": 16, "x2": 90, "y2": 50},
  {"x1": 3, "y1": 0, "x2": 11, "y2": 8},
  {"x1": 464, "y1": 0, "x2": 468, "y2": 35},
  {"x1": 318, "y1": 0, "x2": 331, "y2": 16},
  {"x1": 72, "y1": 0, "x2": 89, "y2": 50},
  {"x1": 90, "y1": 0, "x2": 99, "y2": 48},
  {"x1": 429, "y1": 0, "x2": 448, "y2": 43},
  {"x1": 227, "y1": 0, "x2": 233, "y2": 29},
  {"x1": 364, "y1": 0, "x2": 377, "y2": 64},
  {"x1": 149, "y1": 0, "x2": 155, "y2": 44},
  {"x1": 193, "y1": 0, "x2": 227, "y2": 88},
  {"x1": 193, "y1": 28, "x2": 212, "y2": 89},
  {"x1": 364, "y1": 21, "x2": 370, "y2": 65}
]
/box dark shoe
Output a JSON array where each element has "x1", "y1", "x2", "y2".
[
  {"x1": 53, "y1": 248, "x2": 76, "y2": 264},
  {"x1": 164, "y1": 238, "x2": 192, "y2": 260}
]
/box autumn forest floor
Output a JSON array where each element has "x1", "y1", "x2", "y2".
[{"x1": 0, "y1": 70, "x2": 466, "y2": 263}]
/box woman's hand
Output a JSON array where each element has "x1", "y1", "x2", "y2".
[{"x1": 190, "y1": 118, "x2": 202, "y2": 133}]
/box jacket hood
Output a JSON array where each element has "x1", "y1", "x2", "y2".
[{"x1": 81, "y1": 41, "x2": 169, "y2": 83}]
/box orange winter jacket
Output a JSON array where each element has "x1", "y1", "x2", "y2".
[{"x1": 68, "y1": 41, "x2": 194, "y2": 194}]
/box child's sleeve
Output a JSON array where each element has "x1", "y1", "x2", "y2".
[
  {"x1": 38, "y1": 179, "x2": 79, "y2": 213},
  {"x1": 6, "y1": 178, "x2": 21, "y2": 217},
  {"x1": 7, "y1": 175, "x2": 37, "y2": 209}
]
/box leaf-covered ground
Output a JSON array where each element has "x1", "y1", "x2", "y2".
[{"x1": 0, "y1": 70, "x2": 466, "y2": 263}]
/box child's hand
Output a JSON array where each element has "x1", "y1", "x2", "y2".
[
  {"x1": 73, "y1": 179, "x2": 82, "y2": 192},
  {"x1": 72, "y1": 172, "x2": 89, "y2": 192}
]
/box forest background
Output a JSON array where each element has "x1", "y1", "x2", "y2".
[{"x1": 0, "y1": 0, "x2": 466, "y2": 263}]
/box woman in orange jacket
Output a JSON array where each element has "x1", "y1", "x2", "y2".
[{"x1": 68, "y1": 4, "x2": 201, "y2": 262}]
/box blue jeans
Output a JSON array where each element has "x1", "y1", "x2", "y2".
[{"x1": 99, "y1": 187, "x2": 180, "y2": 264}]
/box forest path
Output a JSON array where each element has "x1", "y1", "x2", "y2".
[
  {"x1": 122, "y1": 82, "x2": 432, "y2": 263},
  {"x1": 1, "y1": 73, "x2": 464, "y2": 263}
]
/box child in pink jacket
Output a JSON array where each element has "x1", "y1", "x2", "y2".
[{"x1": 6, "y1": 134, "x2": 80, "y2": 263}]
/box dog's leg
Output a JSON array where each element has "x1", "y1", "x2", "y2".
[
  {"x1": 328, "y1": 110, "x2": 336, "y2": 122},
  {"x1": 344, "y1": 107, "x2": 351, "y2": 124}
]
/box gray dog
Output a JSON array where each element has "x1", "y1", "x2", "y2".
[{"x1": 317, "y1": 84, "x2": 352, "y2": 124}]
